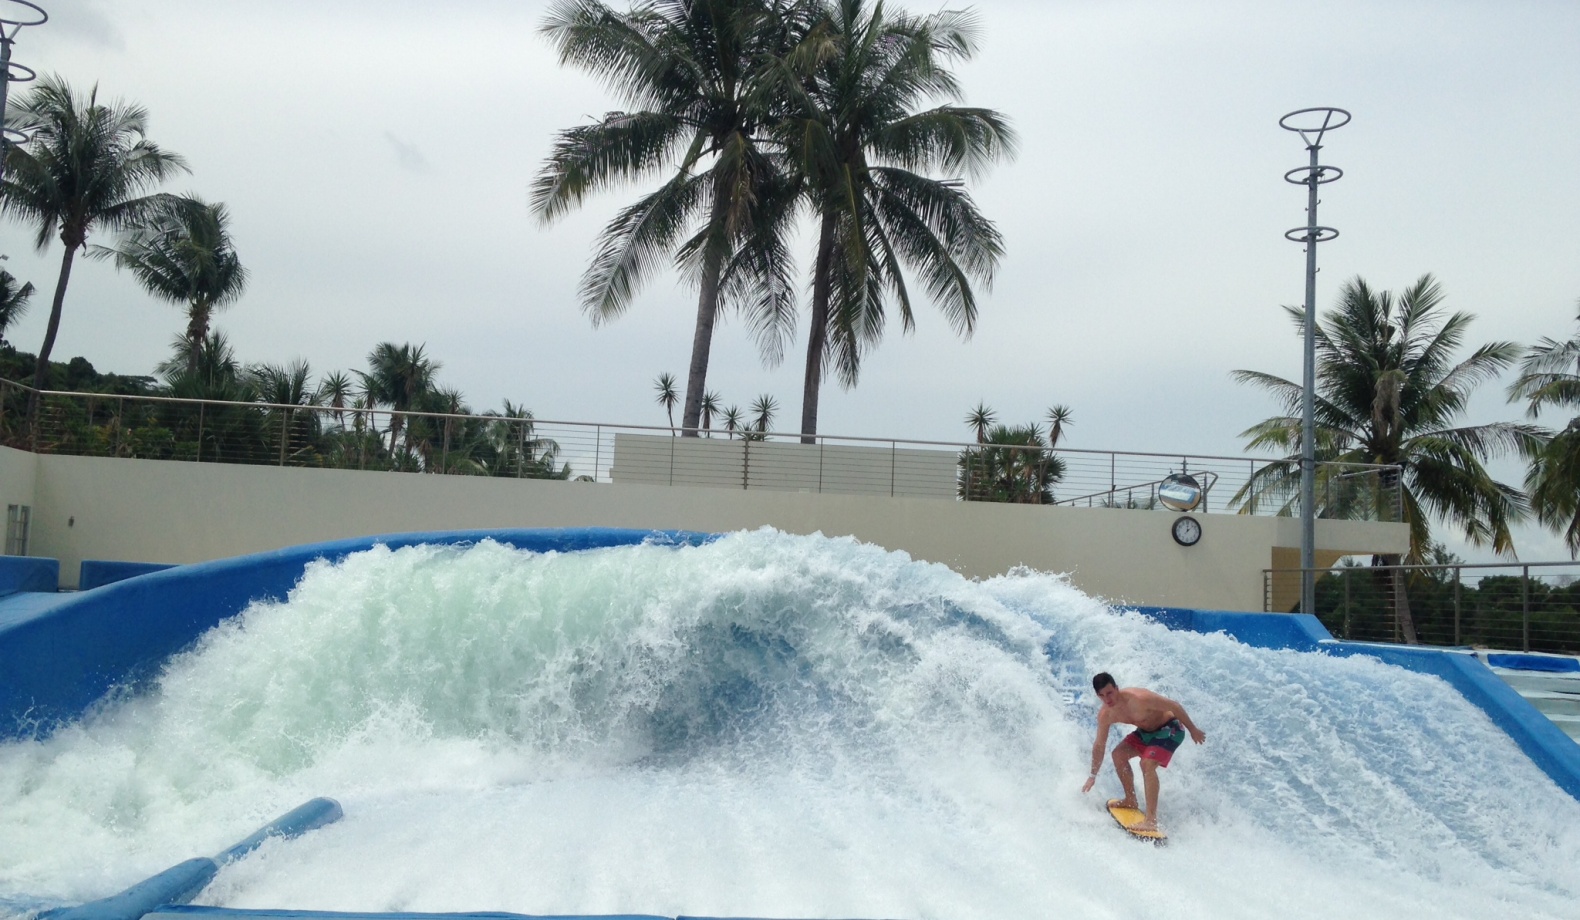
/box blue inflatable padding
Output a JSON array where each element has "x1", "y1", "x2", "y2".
[
  {"x1": 1133, "y1": 605, "x2": 1580, "y2": 801},
  {"x1": 79, "y1": 561, "x2": 179, "y2": 591},
  {"x1": 0, "y1": 554, "x2": 59, "y2": 596},
  {"x1": 0, "y1": 529, "x2": 715, "y2": 740},
  {"x1": 147, "y1": 911, "x2": 671, "y2": 920},
  {"x1": 1486, "y1": 652, "x2": 1580, "y2": 673},
  {"x1": 215, "y1": 798, "x2": 344, "y2": 866},
  {"x1": 1126, "y1": 605, "x2": 1332, "y2": 650},
  {"x1": 40, "y1": 859, "x2": 218, "y2": 920}
]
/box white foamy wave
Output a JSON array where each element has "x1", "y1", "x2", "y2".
[{"x1": 1, "y1": 529, "x2": 1576, "y2": 919}]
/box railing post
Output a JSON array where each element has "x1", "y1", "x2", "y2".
[
  {"x1": 1453, "y1": 567, "x2": 1461, "y2": 647},
  {"x1": 115, "y1": 397, "x2": 125, "y2": 456},
  {"x1": 279, "y1": 410, "x2": 288, "y2": 465},
  {"x1": 890, "y1": 441, "x2": 897, "y2": 497},
  {"x1": 1522, "y1": 565, "x2": 1531, "y2": 652},
  {"x1": 441, "y1": 417, "x2": 450, "y2": 474},
  {"x1": 818, "y1": 439, "x2": 825, "y2": 494},
  {"x1": 594, "y1": 425, "x2": 602, "y2": 481},
  {"x1": 196, "y1": 402, "x2": 205, "y2": 462},
  {"x1": 1339, "y1": 575, "x2": 1352, "y2": 641}
]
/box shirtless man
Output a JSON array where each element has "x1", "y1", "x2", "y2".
[{"x1": 1079, "y1": 671, "x2": 1206, "y2": 832}]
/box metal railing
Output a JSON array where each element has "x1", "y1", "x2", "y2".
[
  {"x1": 0, "y1": 378, "x2": 1402, "y2": 517},
  {"x1": 1264, "y1": 561, "x2": 1580, "y2": 654}
]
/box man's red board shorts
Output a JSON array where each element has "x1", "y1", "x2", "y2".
[{"x1": 1121, "y1": 718, "x2": 1186, "y2": 767}]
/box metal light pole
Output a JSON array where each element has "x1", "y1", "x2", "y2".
[
  {"x1": 1280, "y1": 106, "x2": 1348, "y2": 616},
  {"x1": 0, "y1": 1, "x2": 47, "y2": 187}
]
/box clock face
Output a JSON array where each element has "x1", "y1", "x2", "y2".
[{"x1": 1171, "y1": 515, "x2": 1202, "y2": 546}]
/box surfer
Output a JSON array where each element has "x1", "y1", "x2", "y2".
[{"x1": 1079, "y1": 672, "x2": 1206, "y2": 832}]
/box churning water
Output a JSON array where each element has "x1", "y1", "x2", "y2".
[{"x1": 1, "y1": 530, "x2": 1576, "y2": 920}]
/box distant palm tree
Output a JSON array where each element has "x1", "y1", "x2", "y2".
[
  {"x1": 1233, "y1": 275, "x2": 1540, "y2": 641},
  {"x1": 723, "y1": 404, "x2": 744, "y2": 439},
  {"x1": 0, "y1": 269, "x2": 34, "y2": 347},
  {"x1": 958, "y1": 422, "x2": 1064, "y2": 504},
  {"x1": 361, "y1": 342, "x2": 440, "y2": 456},
  {"x1": 317, "y1": 370, "x2": 355, "y2": 427},
  {"x1": 965, "y1": 401, "x2": 996, "y2": 443},
  {"x1": 0, "y1": 76, "x2": 187, "y2": 420},
  {"x1": 1046, "y1": 404, "x2": 1072, "y2": 448},
  {"x1": 751, "y1": 393, "x2": 778, "y2": 434},
  {"x1": 654, "y1": 371, "x2": 679, "y2": 430},
  {"x1": 701, "y1": 389, "x2": 722, "y2": 436},
  {"x1": 782, "y1": 0, "x2": 1014, "y2": 441},
  {"x1": 534, "y1": 0, "x2": 807, "y2": 435},
  {"x1": 103, "y1": 196, "x2": 248, "y2": 375},
  {"x1": 1508, "y1": 305, "x2": 1580, "y2": 555}
]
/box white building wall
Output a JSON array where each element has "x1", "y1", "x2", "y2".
[{"x1": 6, "y1": 446, "x2": 1408, "y2": 610}]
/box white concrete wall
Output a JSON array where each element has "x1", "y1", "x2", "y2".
[
  {"x1": 16, "y1": 449, "x2": 1409, "y2": 610},
  {"x1": 612, "y1": 433, "x2": 957, "y2": 498}
]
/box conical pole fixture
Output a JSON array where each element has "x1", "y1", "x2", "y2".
[
  {"x1": 1280, "y1": 106, "x2": 1348, "y2": 616},
  {"x1": 0, "y1": 1, "x2": 47, "y2": 188}
]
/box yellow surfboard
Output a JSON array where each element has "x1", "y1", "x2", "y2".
[{"x1": 1106, "y1": 799, "x2": 1167, "y2": 844}]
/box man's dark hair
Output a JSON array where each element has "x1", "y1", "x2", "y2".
[{"x1": 1092, "y1": 672, "x2": 1116, "y2": 693}]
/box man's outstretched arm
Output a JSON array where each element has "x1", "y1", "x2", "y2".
[{"x1": 1080, "y1": 711, "x2": 1114, "y2": 793}]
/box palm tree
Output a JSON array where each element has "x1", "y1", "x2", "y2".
[
  {"x1": 654, "y1": 371, "x2": 679, "y2": 430},
  {"x1": 102, "y1": 195, "x2": 248, "y2": 375},
  {"x1": 701, "y1": 389, "x2": 722, "y2": 435},
  {"x1": 360, "y1": 342, "x2": 440, "y2": 457},
  {"x1": 317, "y1": 370, "x2": 355, "y2": 427},
  {"x1": 957, "y1": 421, "x2": 1064, "y2": 504},
  {"x1": 533, "y1": 0, "x2": 807, "y2": 436},
  {"x1": 781, "y1": 0, "x2": 1015, "y2": 441},
  {"x1": 0, "y1": 269, "x2": 34, "y2": 347},
  {"x1": 1507, "y1": 305, "x2": 1580, "y2": 555},
  {"x1": 1233, "y1": 274, "x2": 1539, "y2": 641},
  {"x1": 722, "y1": 404, "x2": 744, "y2": 438},
  {"x1": 1046, "y1": 404, "x2": 1072, "y2": 448},
  {"x1": 751, "y1": 392, "x2": 778, "y2": 433},
  {"x1": 965, "y1": 401, "x2": 996, "y2": 443},
  {"x1": 0, "y1": 76, "x2": 187, "y2": 421}
]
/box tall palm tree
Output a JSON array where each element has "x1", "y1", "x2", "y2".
[
  {"x1": 0, "y1": 76, "x2": 187, "y2": 419},
  {"x1": 781, "y1": 0, "x2": 1014, "y2": 441},
  {"x1": 317, "y1": 370, "x2": 355, "y2": 428},
  {"x1": 654, "y1": 371, "x2": 679, "y2": 429},
  {"x1": 1507, "y1": 305, "x2": 1580, "y2": 555},
  {"x1": 102, "y1": 195, "x2": 248, "y2": 375},
  {"x1": 360, "y1": 342, "x2": 440, "y2": 457},
  {"x1": 0, "y1": 269, "x2": 34, "y2": 347},
  {"x1": 533, "y1": 0, "x2": 808, "y2": 435},
  {"x1": 1233, "y1": 275, "x2": 1539, "y2": 640}
]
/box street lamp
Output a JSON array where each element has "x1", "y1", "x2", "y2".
[{"x1": 1280, "y1": 106, "x2": 1349, "y2": 616}]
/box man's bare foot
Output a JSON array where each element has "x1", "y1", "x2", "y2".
[
  {"x1": 1108, "y1": 797, "x2": 1138, "y2": 810},
  {"x1": 1134, "y1": 817, "x2": 1158, "y2": 832}
]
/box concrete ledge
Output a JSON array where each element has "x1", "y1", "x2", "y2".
[
  {"x1": 79, "y1": 561, "x2": 179, "y2": 591},
  {"x1": 0, "y1": 529, "x2": 712, "y2": 739},
  {"x1": 0, "y1": 555, "x2": 59, "y2": 596}
]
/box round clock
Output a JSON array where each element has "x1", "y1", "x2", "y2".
[{"x1": 1171, "y1": 515, "x2": 1202, "y2": 547}]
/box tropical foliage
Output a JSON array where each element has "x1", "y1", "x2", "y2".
[
  {"x1": 957, "y1": 403, "x2": 1071, "y2": 503},
  {"x1": 781, "y1": 0, "x2": 1013, "y2": 440},
  {"x1": 1233, "y1": 275, "x2": 1539, "y2": 642},
  {"x1": 0, "y1": 75, "x2": 188, "y2": 415},
  {"x1": 100, "y1": 195, "x2": 248, "y2": 375},
  {"x1": 533, "y1": 0, "x2": 806, "y2": 434},
  {"x1": 0, "y1": 338, "x2": 568, "y2": 480},
  {"x1": 1507, "y1": 307, "x2": 1580, "y2": 556}
]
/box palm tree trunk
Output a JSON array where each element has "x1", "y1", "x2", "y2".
[
  {"x1": 1374, "y1": 553, "x2": 1419, "y2": 644},
  {"x1": 185, "y1": 300, "x2": 212, "y2": 376},
  {"x1": 28, "y1": 242, "x2": 79, "y2": 437},
  {"x1": 800, "y1": 211, "x2": 838, "y2": 445},
  {"x1": 681, "y1": 184, "x2": 733, "y2": 437}
]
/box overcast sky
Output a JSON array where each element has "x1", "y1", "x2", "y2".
[{"x1": 4, "y1": 0, "x2": 1578, "y2": 561}]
